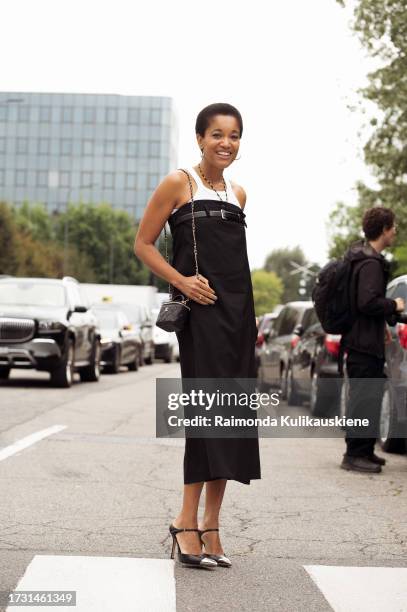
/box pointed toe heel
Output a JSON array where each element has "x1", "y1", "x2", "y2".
[
  {"x1": 198, "y1": 528, "x2": 232, "y2": 568},
  {"x1": 204, "y1": 553, "x2": 232, "y2": 568},
  {"x1": 169, "y1": 525, "x2": 217, "y2": 569}
]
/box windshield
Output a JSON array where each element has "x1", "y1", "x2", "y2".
[
  {"x1": 0, "y1": 281, "x2": 66, "y2": 307},
  {"x1": 93, "y1": 310, "x2": 119, "y2": 329},
  {"x1": 117, "y1": 303, "x2": 142, "y2": 324}
]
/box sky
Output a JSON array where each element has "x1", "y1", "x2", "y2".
[{"x1": 2, "y1": 0, "x2": 377, "y2": 268}]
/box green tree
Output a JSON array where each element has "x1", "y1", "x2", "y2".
[
  {"x1": 54, "y1": 202, "x2": 149, "y2": 284},
  {"x1": 327, "y1": 196, "x2": 367, "y2": 259},
  {"x1": 14, "y1": 232, "x2": 64, "y2": 278},
  {"x1": 331, "y1": 1, "x2": 407, "y2": 272},
  {"x1": 0, "y1": 202, "x2": 20, "y2": 275},
  {"x1": 393, "y1": 246, "x2": 407, "y2": 276},
  {"x1": 251, "y1": 269, "x2": 283, "y2": 316},
  {"x1": 13, "y1": 201, "x2": 54, "y2": 242},
  {"x1": 263, "y1": 246, "x2": 319, "y2": 302}
]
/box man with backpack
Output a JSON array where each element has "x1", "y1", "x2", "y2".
[
  {"x1": 313, "y1": 207, "x2": 405, "y2": 472},
  {"x1": 340, "y1": 207, "x2": 404, "y2": 473}
]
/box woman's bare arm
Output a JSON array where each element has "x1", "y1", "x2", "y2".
[{"x1": 134, "y1": 171, "x2": 217, "y2": 305}]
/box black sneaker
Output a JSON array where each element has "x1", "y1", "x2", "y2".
[
  {"x1": 340, "y1": 455, "x2": 382, "y2": 473},
  {"x1": 368, "y1": 453, "x2": 386, "y2": 466}
]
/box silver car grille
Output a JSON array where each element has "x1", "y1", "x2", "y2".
[{"x1": 0, "y1": 317, "x2": 35, "y2": 344}]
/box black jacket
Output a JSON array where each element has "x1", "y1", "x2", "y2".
[{"x1": 342, "y1": 240, "x2": 398, "y2": 358}]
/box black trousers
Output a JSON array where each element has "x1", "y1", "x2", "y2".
[{"x1": 345, "y1": 349, "x2": 386, "y2": 457}]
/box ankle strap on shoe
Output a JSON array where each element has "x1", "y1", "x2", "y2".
[
  {"x1": 200, "y1": 528, "x2": 219, "y2": 534},
  {"x1": 170, "y1": 525, "x2": 199, "y2": 534}
]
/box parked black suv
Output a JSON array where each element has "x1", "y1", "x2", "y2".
[{"x1": 0, "y1": 277, "x2": 101, "y2": 387}]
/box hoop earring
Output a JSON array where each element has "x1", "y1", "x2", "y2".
[
  {"x1": 234, "y1": 155, "x2": 242, "y2": 161},
  {"x1": 200, "y1": 148, "x2": 204, "y2": 159}
]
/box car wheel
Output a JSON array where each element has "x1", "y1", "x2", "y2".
[
  {"x1": 164, "y1": 346, "x2": 174, "y2": 364},
  {"x1": 106, "y1": 345, "x2": 121, "y2": 374},
  {"x1": 51, "y1": 339, "x2": 74, "y2": 388},
  {"x1": 280, "y1": 367, "x2": 288, "y2": 400},
  {"x1": 310, "y1": 371, "x2": 340, "y2": 417},
  {"x1": 0, "y1": 367, "x2": 11, "y2": 380},
  {"x1": 309, "y1": 371, "x2": 326, "y2": 416},
  {"x1": 79, "y1": 340, "x2": 101, "y2": 382},
  {"x1": 257, "y1": 367, "x2": 270, "y2": 392},
  {"x1": 379, "y1": 387, "x2": 406, "y2": 453},
  {"x1": 287, "y1": 366, "x2": 300, "y2": 406},
  {"x1": 144, "y1": 354, "x2": 153, "y2": 365},
  {"x1": 127, "y1": 348, "x2": 139, "y2": 371}
]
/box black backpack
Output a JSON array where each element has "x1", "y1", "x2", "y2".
[{"x1": 312, "y1": 258, "x2": 355, "y2": 334}]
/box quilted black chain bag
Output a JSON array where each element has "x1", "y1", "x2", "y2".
[{"x1": 156, "y1": 169, "x2": 199, "y2": 333}]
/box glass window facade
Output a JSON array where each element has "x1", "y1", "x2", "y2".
[
  {"x1": 38, "y1": 138, "x2": 49, "y2": 155},
  {"x1": 17, "y1": 138, "x2": 28, "y2": 154},
  {"x1": 0, "y1": 92, "x2": 178, "y2": 220},
  {"x1": 61, "y1": 139, "x2": 72, "y2": 155},
  {"x1": 40, "y1": 106, "x2": 51, "y2": 122},
  {"x1": 16, "y1": 170, "x2": 27, "y2": 187}
]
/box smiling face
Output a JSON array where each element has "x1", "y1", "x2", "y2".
[{"x1": 196, "y1": 114, "x2": 241, "y2": 168}]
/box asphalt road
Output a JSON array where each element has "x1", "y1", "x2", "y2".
[{"x1": 0, "y1": 364, "x2": 407, "y2": 611}]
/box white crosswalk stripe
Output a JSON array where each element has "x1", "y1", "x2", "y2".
[
  {"x1": 8, "y1": 555, "x2": 176, "y2": 612},
  {"x1": 0, "y1": 426, "x2": 66, "y2": 462},
  {"x1": 304, "y1": 565, "x2": 407, "y2": 612}
]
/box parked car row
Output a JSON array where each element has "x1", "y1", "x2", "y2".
[
  {"x1": 0, "y1": 276, "x2": 180, "y2": 388},
  {"x1": 258, "y1": 273, "x2": 407, "y2": 454},
  {"x1": 257, "y1": 301, "x2": 341, "y2": 416}
]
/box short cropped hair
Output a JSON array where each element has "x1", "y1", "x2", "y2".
[
  {"x1": 195, "y1": 103, "x2": 243, "y2": 137},
  {"x1": 362, "y1": 207, "x2": 395, "y2": 241}
]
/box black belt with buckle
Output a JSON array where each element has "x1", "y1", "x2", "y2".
[{"x1": 170, "y1": 208, "x2": 246, "y2": 228}]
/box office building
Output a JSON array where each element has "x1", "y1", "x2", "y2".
[{"x1": 0, "y1": 92, "x2": 178, "y2": 219}]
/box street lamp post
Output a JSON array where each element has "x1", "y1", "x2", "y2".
[{"x1": 289, "y1": 261, "x2": 317, "y2": 299}]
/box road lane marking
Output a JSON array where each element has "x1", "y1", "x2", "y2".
[
  {"x1": 0, "y1": 425, "x2": 66, "y2": 462},
  {"x1": 8, "y1": 555, "x2": 176, "y2": 612},
  {"x1": 304, "y1": 565, "x2": 407, "y2": 612}
]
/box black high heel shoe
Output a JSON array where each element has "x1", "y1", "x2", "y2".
[
  {"x1": 198, "y1": 528, "x2": 232, "y2": 568},
  {"x1": 169, "y1": 525, "x2": 217, "y2": 568}
]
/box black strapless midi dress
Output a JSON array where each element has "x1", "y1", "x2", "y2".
[{"x1": 168, "y1": 199, "x2": 261, "y2": 485}]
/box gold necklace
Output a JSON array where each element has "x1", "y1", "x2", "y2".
[{"x1": 198, "y1": 164, "x2": 228, "y2": 203}]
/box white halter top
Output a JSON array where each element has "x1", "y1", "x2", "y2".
[{"x1": 171, "y1": 166, "x2": 242, "y2": 214}]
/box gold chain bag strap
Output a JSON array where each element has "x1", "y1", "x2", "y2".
[{"x1": 156, "y1": 169, "x2": 199, "y2": 333}]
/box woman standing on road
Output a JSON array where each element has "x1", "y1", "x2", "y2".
[{"x1": 134, "y1": 103, "x2": 261, "y2": 569}]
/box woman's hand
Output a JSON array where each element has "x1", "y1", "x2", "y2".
[{"x1": 177, "y1": 274, "x2": 217, "y2": 305}]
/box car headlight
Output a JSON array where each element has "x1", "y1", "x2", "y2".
[{"x1": 38, "y1": 321, "x2": 66, "y2": 332}]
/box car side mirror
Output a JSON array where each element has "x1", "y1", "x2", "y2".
[
  {"x1": 264, "y1": 328, "x2": 276, "y2": 342},
  {"x1": 74, "y1": 305, "x2": 88, "y2": 313}
]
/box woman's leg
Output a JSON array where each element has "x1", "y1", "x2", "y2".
[
  {"x1": 172, "y1": 481, "x2": 204, "y2": 554},
  {"x1": 198, "y1": 479, "x2": 227, "y2": 555}
]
